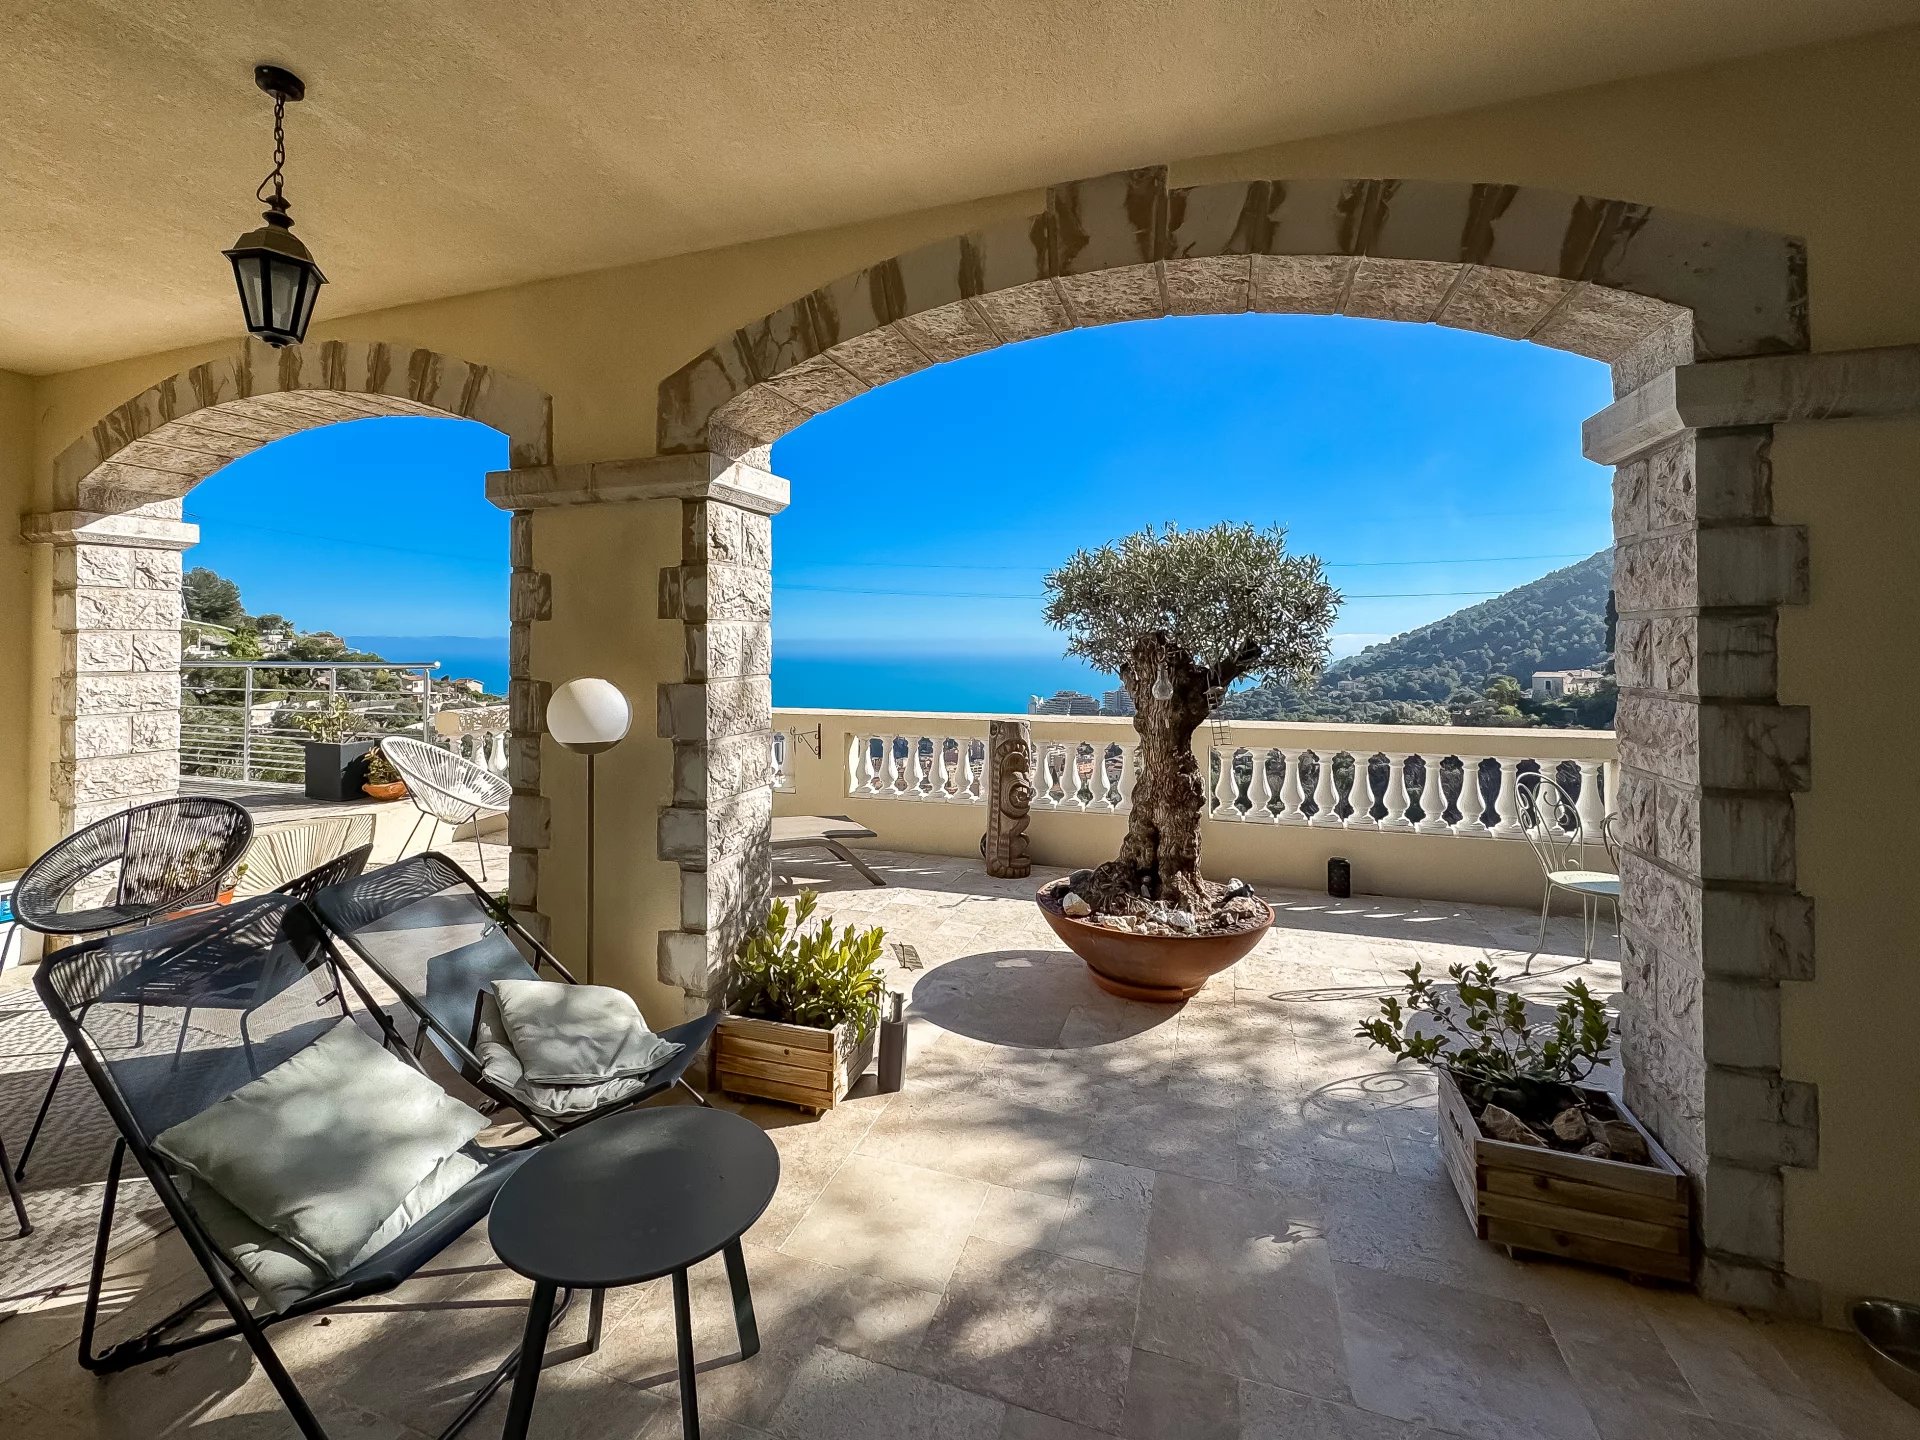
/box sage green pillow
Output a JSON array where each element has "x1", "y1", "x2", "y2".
[{"x1": 155, "y1": 1019, "x2": 487, "y2": 1277}]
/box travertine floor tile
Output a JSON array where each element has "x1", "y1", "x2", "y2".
[
  {"x1": 782, "y1": 1153, "x2": 987, "y2": 1290},
  {"x1": 768, "y1": 1345, "x2": 1004, "y2": 1440}
]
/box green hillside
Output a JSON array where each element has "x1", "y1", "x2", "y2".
[{"x1": 1221, "y1": 549, "x2": 1613, "y2": 725}]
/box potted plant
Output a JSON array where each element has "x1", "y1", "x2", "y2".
[
  {"x1": 1036, "y1": 522, "x2": 1339, "y2": 1000},
  {"x1": 715, "y1": 890, "x2": 886, "y2": 1114},
  {"x1": 1359, "y1": 959, "x2": 1692, "y2": 1281},
  {"x1": 291, "y1": 696, "x2": 374, "y2": 801},
  {"x1": 361, "y1": 745, "x2": 409, "y2": 801}
]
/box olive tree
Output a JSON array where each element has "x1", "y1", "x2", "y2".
[{"x1": 1043, "y1": 523, "x2": 1339, "y2": 916}]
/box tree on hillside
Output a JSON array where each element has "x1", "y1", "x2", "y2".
[
  {"x1": 1044, "y1": 522, "x2": 1338, "y2": 915},
  {"x1": 183, "y1": 567, "x2": 247, "y2": 628}
]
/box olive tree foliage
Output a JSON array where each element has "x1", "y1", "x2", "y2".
[
  {"x1": 1042, "y1": 523, "x2": 1340, "y2": 913},
  {"x1": 1044, "y1": 523, "x2": 1338, "y2": 691}
]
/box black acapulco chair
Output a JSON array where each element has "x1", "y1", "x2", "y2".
[
  {"x1": 307, "y1": 852, "x2": 718, "y2": 1138},
  {"x1": 33, "y1": 893, "x2": 565, "y2": 1440},
  {"x1": 10, "y1": 796, "x2": 254, "y2": 1182}
]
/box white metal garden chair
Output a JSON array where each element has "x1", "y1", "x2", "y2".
[
  {"x1": 1515, "y1": 775, "x2": 1620, "y2": 975},
  {"x1": 378, "y1": 735, "x2": 511, "y2": 880}
]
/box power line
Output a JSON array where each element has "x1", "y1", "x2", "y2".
[
  {"x1": 775, "y1": 582, "x2": 1510, "y2": 601},
  {"x1": 776, "y1": 550, "x2": 1590, "y2": 573}
]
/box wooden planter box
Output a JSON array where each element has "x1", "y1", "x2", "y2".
[
  {"x1": 1437, "y1": 1068, "x2": 1693, "y2": 1283},
  {"x1": 713, "y1": 1013, "x2": 874, "y2": 1114}
]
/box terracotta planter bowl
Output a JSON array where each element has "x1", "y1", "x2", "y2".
[
  {"x1": 1037, "y1": 890, "x2": 1272, "y2": 1002},
  {"x1": 362, "y1": 781, "x2": 409, "y2": 802}
]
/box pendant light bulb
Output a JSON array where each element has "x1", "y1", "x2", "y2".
[{"x1": 1151, "y1": 663, "x2": 1174, "y2": 702}]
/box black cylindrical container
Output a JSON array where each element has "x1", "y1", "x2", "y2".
[
  {"x1": 877, "y1": 990, "x2": 907, "y2": 1093},
  {"x1": 1327, "y1": 857, "x2": 1352, "y2": 899}
]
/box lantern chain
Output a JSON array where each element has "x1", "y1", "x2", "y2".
[{"x1": 255, "y1": 93, "x2": 288, "y2": 210}]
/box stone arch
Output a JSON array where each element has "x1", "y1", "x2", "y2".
[
  {"x1": 642, "y1": 167, "x2": 1817, "y2": 1309},
  {"x1": 657, "y1": 168, "x2": 1806, "y2": 460},
  {"x1": 28, "y1": 338, "x2": 553, "y2": 837}
]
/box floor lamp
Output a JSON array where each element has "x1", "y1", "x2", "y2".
[{"x1": 545, "y1": 678, "x2": 631, "y2": 985}]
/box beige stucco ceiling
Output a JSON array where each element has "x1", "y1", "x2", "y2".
[{"x1": 2, "y1": 0, "x2": 1914, "y2": 375}]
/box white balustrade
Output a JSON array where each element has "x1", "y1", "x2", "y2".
[
  {"x1": 432, "y1": 705, "x2": 509, "y2": 777},
  {"x1": 811, "y1": 717, "x2": 1611, "y2": 844}
]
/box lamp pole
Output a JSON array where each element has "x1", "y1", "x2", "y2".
[{"x1": 544, "y1": 679, "x2": 632, "y2": 986}]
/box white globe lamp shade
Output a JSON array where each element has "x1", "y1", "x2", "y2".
[{"x1": 546, "y1": 678, "x2": 631, "y2": 754}]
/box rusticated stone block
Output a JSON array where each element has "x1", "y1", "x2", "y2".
[
  {"x1": 129, "y1": 629, "x2": 181, "y2": 673},
  {"x1": 679, "y1": 843, "x2": 770, "y2": 935},
  {"x1": 1612, "y1": 452, "x2": 1653, "y2": 540},
  {"x1": 821, "y1": 326, "x2": 930, "y2": 388},
  {"x1": 1697, "y1": 526, "x2": 1807, "y2": 609},
  {"x1": 1701, "y1": 888, "x2": 1814, "y2": 982},
  {"x1": 59, "y1": 751, "x2": 177, "y2": 805},
  {"x1": 130, "y1": 709, "x2": 178, "y2": 752},
  {"x1": 1613, "y1": 617, "x2": 1653, "y2": 690},
  {"x1": 67, "y1": 714, "x2": 133, "y2": 761},
  {"x1": 674, "y1": 565, "x2": 773, "y2": 625},
  {"x1": 507, "y1": 851, "x2": 539, "y2": 910},
  {"x1": 1616, "y1": 694, "x2": 1808, "y2": 792},
  {"x1": 1706, "y1": 1070, "x2": 1818, "y2": 1169},
  {"x1": 62, "y1": 586, "x2": 179, "y2": 633},
  {"x1": 1703, "y1": 978, "x2": 1783, "y2": 1071},
  {"x1": 1436, "y1": 266, "x2": 1572, "y2": 341},
  {"x1": 673, "y1": 731, "x2": 775, "y2": 805},
  {"x1": 1696, "y1": 1256, "x2": 1822, "y2": 1321},
  {"x1": 1342, "y1": 258, "x2": 1461, "y2": 324},
  {"x1": 1533, "y1": 282, "x2": 1685, "y2": 362},
  {"x1": 896, "y1": 300, "x2": 999, "y2": 364},
  {"x1": 1055, "y1": 263, "x2": 1166, "y2": 328},
  {"x1": 508, "y1": 677, "x2": 552, "y2": 736},
  {"x1": 68, "y1": 672, "x2": 176, "y2": 714},
  {"x1": 131, "y1": 548, "x2": 182, "y2": 588},
  {"x1": 657, "y1": 677, "x2": 772, "y2": 744},
  {"x1": 509, "y1": 513, "x2": 534, "y2": 569},
  {"x1": 66, "y1": 630, "x2": 131, "y2": 675},
  {"x1": 509, "y1": 622, "x2": 532, "y2": 679},
  {"x1": 507, "y1": 735, "x2": 541, "y2": 792},
  {"x1": 972, "y1": 280, "x2": 1074, "y2": 345},
  {"x1": 693, "y1": 622, "x2": 773, "y2": 682},
  {"x1": 658, "y1": 786, "x2": 773, "y2": 867},
  {"x1": 1163, "y1": 255, "x2": 1250, "y2": 316},
  {"x1": 1699, "y1": 1161, "x2": 1784, "y2": 1265},
  {"x1": 1250, "y1": 254, "x2": 1355, "y2": 315},
  {"x1": 708, "y1": 385, "x2": 812, "y2": 450},
  {"x1": 761, "y1": 352, "x2": 869, "y2": 416},
  {"x1": 1611, "y1": 310, "x2": 1698, "y2": 397},
  {"x1": 659, "y1": 929, "x2": 725, "y2": 998},
  {"x1": 1692, "y1": 613, "x2": 1778, "y2": 700},
  {"x1": 1659, "y1": 429, "x2": 1773, "y2": 527},
  {"x1": 507, "y1": 792, "x2": 551, "y2": 850},
  {"x1": 509, "y1": 570, "x2": 552, "y2": 622}
]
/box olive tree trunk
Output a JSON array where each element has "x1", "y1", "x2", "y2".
[{"x1": 1082, "y1": 633, "x2": 1216, "y2": 914}]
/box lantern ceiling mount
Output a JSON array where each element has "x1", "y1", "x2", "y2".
[{"x1": 224, "y1": 64, "x2": 326, "y2": 348}]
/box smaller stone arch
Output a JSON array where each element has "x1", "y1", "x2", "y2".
[{"x1": 29, "y1": 338, "x2": 553, "y2": 838}]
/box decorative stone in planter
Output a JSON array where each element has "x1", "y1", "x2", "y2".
[
  {"x1": 302, "y1": 739, "x2": 374, "y2": 801},
  {"x1": 712, "y1": 1013, "x2": 876, "y2": 1115},
  {"x1": 1436, "y1": 1067, "x2": 1692, "y2": 1283}
]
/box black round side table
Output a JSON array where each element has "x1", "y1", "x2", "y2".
[{"x1": 489, "y1": 1106, "x2": 780, "y2": 1440}]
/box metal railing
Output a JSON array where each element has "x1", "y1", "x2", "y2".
[{"x1": 180, "y1": 659, "x2": 442, "y2": 787}]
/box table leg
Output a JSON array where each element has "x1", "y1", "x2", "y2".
[
  {"x1": 673, "y1": 1267, "x2": 700, "y2": 1440},
  {"x1": 500, "y1": 1281, "x2": 557, "y2": 1440},
  {"x1": 722, "y1": 1237, "x2": 759, "y2": 1360},
  {"x1": 587, "y1": 1287, "x2": 606, "y2": 1353}
]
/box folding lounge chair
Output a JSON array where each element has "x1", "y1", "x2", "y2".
[
  {"x1": 34, "y1": 893, "x2": 552, "y2": 1440},
  {"x1": 308, "y1": 852, "x2": 718, "y2": 1137}
]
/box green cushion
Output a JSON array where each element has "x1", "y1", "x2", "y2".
[{"x1": 155, "y1": 1020, "x2": 487, "y2": 1277}]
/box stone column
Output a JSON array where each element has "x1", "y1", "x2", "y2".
[
  {"x1": 487, "y1": 452, "x2": 787, "y2": 1021},
  {"x1": 25, "y1": 509, "x2": 197, "y2": 836},
  {"x1": 1588, "y1": 389, "x2": 1816, "y2": 1315}
]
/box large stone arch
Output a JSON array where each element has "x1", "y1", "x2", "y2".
[
  {"x1": 613, "y1": 167, "x2": 1817, "y2": 1311},
  {"x1": 26, "y1": 337, "x2": 554, "y2": 840}
]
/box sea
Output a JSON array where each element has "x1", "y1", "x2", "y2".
[{"x1": 349, "y1": 635, "x2": 1117, "y2": 715}]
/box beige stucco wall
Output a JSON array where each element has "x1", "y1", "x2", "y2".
[
  {"x1": 526, "y1": 501, "x2": 688, "y2": 1024},
  {"x1": 0, "y1": 370, "x2": 34, "y2": 868},
  {"x1": 1773, "y1": 417, "x2": 1920, "y2": 1319},
  {"x1": 5, "y1": 26, "x2": 1920, "y2": 1311}
]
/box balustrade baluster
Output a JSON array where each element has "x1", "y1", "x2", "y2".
[
  {"x1": 1087, "y1": 743, "x2": 1115, "y2": 813},
  {"x1": 1276, "y1": 750, "x2": 1304, "y2": 825},
  {"x1": 1346, "y1": 751, "x2": 1377, "y2": 829},
  {"x1": 1028, "y1": 741, "x2": 1051, "y2": 808},
  {"x1": 1211, "y1": 748, "x2": 1239, "y2": 819},
  {"x1": 1454, "y1": 755, "x2": 1487, "y2": 836},
  {"x1": 1246, "y1": 747, "x2": 1274, "y2": 821},
  {"x1": 1603, "y1": 759, "x2": 1619, "y2": 819},
  {"x1": 1491, "y1": 758, "x2": 1525, "y2": 837},
  {"x1": 1115, "y1": 746, "x2": 1137, "y2": 813},
  {"x1": 1576, "y1": 760, "x2": 1606, "y2": 841},
  {"x1": 1380, "y1": 753, "x2": 1414, "y2": 831},
  {"x1": 927, "y1": 737, "x2": 948, "y2": 801},
  {"x1": 957, "y1": 739, "x2": 977, "y2": 801},
  {"x1": 1415, "y1": 753, "x2": 1449, "y2": 834},
  {"x1": 1298, "y1": 752, "x2": 1330, "y2": 826},
  {"x1": 847, "y1": 734, "x2": 865, "y2": 794},
  {"x1": 910, "y1": 736, "x2": 929, "y2": 797}
]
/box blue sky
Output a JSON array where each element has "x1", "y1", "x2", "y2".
[{"x1": 184, "y1": 314, "x2": 1613, "y2": 692}]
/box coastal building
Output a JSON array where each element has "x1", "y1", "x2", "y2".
[
  {"x1": 1101, "y1": 686, "x2": 1136, "y2": 717},
  {"x1": 1027, "y1": 689, "x2": 1100, "y2": 716}
]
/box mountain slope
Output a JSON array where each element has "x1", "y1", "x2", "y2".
[{"x1": 1221, "y1": 549, "x2": 1612, "y2": 722}]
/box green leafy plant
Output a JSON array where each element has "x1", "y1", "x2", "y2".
[
  {"x1": 731, "y1": 890, "x2": 886, "y2": 1041},
  {"x1": 1357, "y1": 958, "x2": 1614, "y2": 1116},
  {"x1": 363, "y1": 747, "x2": 402, "y2": 785},
  {"x1": 290, "y1": 696, "x2": 361, "y2": 744}
]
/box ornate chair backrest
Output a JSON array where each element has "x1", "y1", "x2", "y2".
[{"x1": 1515, "y1": 776, "x2": 1586, "y2": 879}]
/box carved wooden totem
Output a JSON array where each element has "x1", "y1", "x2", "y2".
[{"x1": 984, "y1": 719, "x2": 1035, "y2": 878}]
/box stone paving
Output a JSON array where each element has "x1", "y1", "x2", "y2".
[{"x1": 0, "y1": 850, "x2": 1913, "y2": 1439}]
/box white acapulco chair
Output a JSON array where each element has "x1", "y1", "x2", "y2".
[
  {"x1": 378, "y1": 735, "x2": 512, "y2": 880},
  {"x1": 1515, "y1": 775, "x2": 1620, "y2": 975}
]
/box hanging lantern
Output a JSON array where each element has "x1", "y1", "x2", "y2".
[
  {"x1": 224, "y1": 66, "x2": 326, "y2": 347},
  {"x1": 1151, "y1": 662, "x2": 1174, "y2": 702}
]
